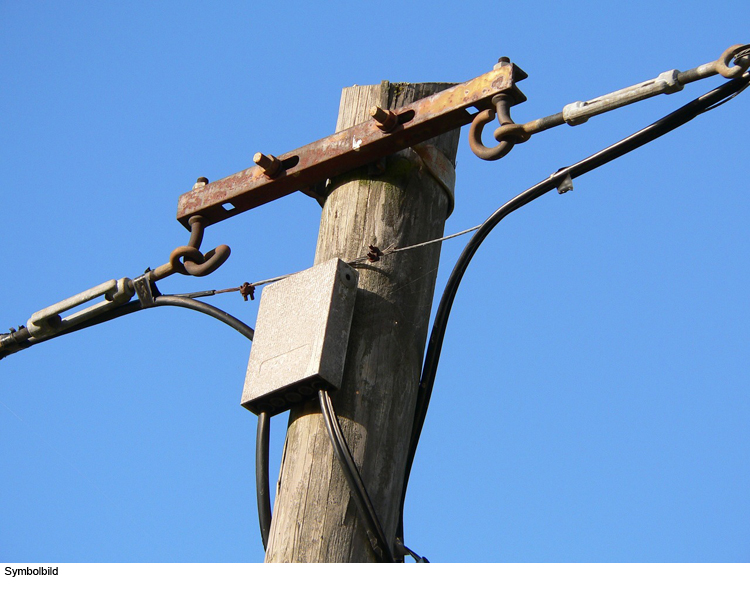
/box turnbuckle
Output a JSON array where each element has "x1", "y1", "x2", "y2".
[
  {"x1": 27, "y1": 278, "x2": 135, "y2": 339},
  {"x1": 468, "y1": 43, "x2": 750, "y2": 162},
  {"x1": 2, "y1": 205, "x2": 233, "y2": 357}
]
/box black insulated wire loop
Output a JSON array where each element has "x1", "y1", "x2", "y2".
[{"x1": 397, "y1": 72, "x2": 750, "y2": 543}]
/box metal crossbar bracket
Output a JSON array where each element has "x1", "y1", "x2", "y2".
[{"x1": 176, "y1": 63, "x2": 527, "y2": 229}]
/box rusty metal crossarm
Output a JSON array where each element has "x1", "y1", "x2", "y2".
[{"x1": 176, "y1": 63, "x2": 527, "y2": 229}]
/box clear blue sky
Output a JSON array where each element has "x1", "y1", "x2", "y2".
[{"x1": 1, "y1": 1, "x2": 748, "y2": 563}]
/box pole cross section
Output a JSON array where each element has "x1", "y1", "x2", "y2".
[{"x1": 175, "y1": 62, "x2": 527, "y2": 229}]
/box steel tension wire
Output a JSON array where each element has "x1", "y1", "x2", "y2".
[
  {"x1": 397, "y1": 72, "x2": 750, "y2": 542},
  {"x1": 318, "y1": 389, "x2": 395, "y2": 563}
]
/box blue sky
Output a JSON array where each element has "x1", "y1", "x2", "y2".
[{"x1": 1, "y1": 2, "x2": 748, "y2": 563}]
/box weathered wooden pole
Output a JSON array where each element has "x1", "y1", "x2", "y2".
[{"x1": 264, "y1": 81, "x2": 460, "y2": 562}]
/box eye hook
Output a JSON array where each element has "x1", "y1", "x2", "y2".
[{"x1": 468, "y1": 94, "x2": 529, "y2": 161}]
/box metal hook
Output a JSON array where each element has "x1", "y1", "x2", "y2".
[
  {"x1": 182, "y1": 245, "x2": 231, "y2": 277},
  {"x1": 187, "y1": 215, "x2": 206, "y2": 249},
  {"x1": 716, "y1": 44, "x2": 750, "y2": 79},
  {"x1": 180, "y1": 215, "x2": 231, "y2": 277},
  {"x1": 151, "y1": 216, "x2": 231, "y2": 281},
  {"x1": 468, "y1": 94, "x2": 530, "y2": 161}
]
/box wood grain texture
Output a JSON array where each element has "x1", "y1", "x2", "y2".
[{"x1": 265, "y1": 82, "x2": 460, "y2": 562}]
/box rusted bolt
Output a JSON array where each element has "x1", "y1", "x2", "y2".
[
  {"x1": 370, "y1": 106, "x2": 388, "y2": 123},
  {"x1": 369, "y1": 105, "x2": 398, "y2": 132},
  {"x1": 193, "y1": 177, "x2": 209, "y2": 190},
  {"x1": 494, "y1": 56, "x2": 511, "y2": 71},
  {"x1": 253, "y1": 152, "x2": 283, "y2": 178}
]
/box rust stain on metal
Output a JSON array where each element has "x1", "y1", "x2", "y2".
[{"x1": 176, "y1": 63, "x2": 527, "y2": 229}]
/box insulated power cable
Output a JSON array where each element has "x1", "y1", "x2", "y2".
[
  {"x1": 318, "y1": 389, "x2": 395, "y2": 563},
  {"x1": 150, "y1": 296, "x2": 254, "y2": 340},
  {"x1": 0, "y1": 287, "x2": 270, "y2": 550},
  {"x1": 256, "y1": 410, "x2": 272, "y2": 550},
  {"x1": 1, "y1": 294, "x2": 255, "y2": 353},
  {"x1": 397, "y1": 72, "x2": 750, "y2": 542}
]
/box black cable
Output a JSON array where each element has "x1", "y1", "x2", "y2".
[
  {"x1": 318, "y1": 389, "x2": 395, "y2": 563},
  {"x1": 397, "y1": 72, "x2": 750, "y2": 541},
  {"x1": 1, "y1": 299, "x2": 145, "y2": 358},
  {"x1": 2, "y1": 294, "x2": 255, "y2": 355},
  {"x1": 151, "y1": 295, "x2": 255, "y2": 340},
  {"x1": 256, "y1": 411, "x2": 272, "y2": 550},
  {"x1": 1, "y1": 289, "x2": 270, "y2": 551}
]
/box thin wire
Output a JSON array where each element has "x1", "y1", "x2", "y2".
[
  {"x1": 390, "y1": 225, "x2": 482, "y2": 253},
  {"x1": 318, "y1": 389, "x2": 395, "y2": 563},
  {"x1": 185, "y1": 225, "x2": 484, "y2": 298},
  {"x1": 397, "y1": 72, "x2": 750, "y2": 543}
]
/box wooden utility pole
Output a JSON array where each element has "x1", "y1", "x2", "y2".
[{"x1": 264, "y1": 81, "x2": 461, "y2": 562}]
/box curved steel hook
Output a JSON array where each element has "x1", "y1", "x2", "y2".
[
  {"x1": 165, "y1": 216, "x2": 232, "y2": 278},
  {"x1": 468, "y1": 94, "x2": 530, "y2": 161},
  {"x1": 183, "y1": 245, "x2": 231, "y2": 277}
]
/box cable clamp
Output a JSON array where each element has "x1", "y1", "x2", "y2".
[
  {"x1": 133, "y1": 271, "x2": 158, "y2": 308},
  {"x1": 239, "y1": 282, "x2": 256, "y2": 301},
  {"x1": 556, "y1": 173, "x2": 574, "y2": 194},
  {"x1": 367, "y1": 245, "x2": 383, "y2": 262}
]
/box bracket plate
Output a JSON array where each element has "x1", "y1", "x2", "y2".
[{"x1": 176, "y1": 63, "x2": 527, "y2": 229}]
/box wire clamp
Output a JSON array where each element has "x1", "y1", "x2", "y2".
[
  {"x1": 239, "y1": 282, "x2": 256, "y2": 301},
  {"x1": 556, "y1": 173, "x2": 574, "y2": 194},
  {"x1": 133, "y1": 272, "x2": 158, "y2": 308},
  {"x1": 367, "y1": 245, "x2": 383, "y2": 262}
]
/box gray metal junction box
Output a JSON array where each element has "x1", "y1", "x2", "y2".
[{"x1": 241, "y1": 258, "x2": 358, "y2": 416}]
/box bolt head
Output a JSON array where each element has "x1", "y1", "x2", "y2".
[{"x1": 494, "y1": 57, "x2": 511, "y2": 71}]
